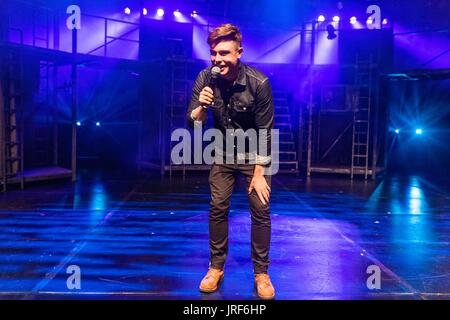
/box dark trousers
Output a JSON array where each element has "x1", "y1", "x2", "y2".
[{"x1": 208, "y1": 163, "x2": 272, "y2": 274}]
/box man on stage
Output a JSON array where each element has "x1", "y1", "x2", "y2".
[{"x1": 187, "y1": 23, "x2": 275, "y2": 299}]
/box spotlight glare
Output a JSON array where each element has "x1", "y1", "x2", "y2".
[
  {"x1": 157, "y1": 8, "x2": 165, "y2": 17},
  {"x1": 382, "y1": 18, "x2": 388, "y2": 25},
  {"x1": 415, "y1": 128, "x2": 423, "y2": 135},
  {"x1": 76, "y1": 121, "x2": 81, "y2": 126},
  {"x1": 394, "y1": 129, "x2": 400, "y2": 134},
  {"x1": 332, "y1": 16, "x2": 340, "y2": 22},
  {"x1": 142, "y1": 8, "x2": 148, "y2": 16},
  {"x1": 96, "y1": 122, "x2": 101, "y2": 127},
  {"x1": 350, "y1": 16, "x2": 357, "y2": 24},
  {"x1": 191, "y1": 10, "x2": 198, "y2": 18},
  {"x1": 173, "y1": 9, "x2": 181, "y2": 18},
  {"x1": 318, "y1": 15, "x2": 325, "y2": 22},
  {"x1": 124, "y1": 7, "x2": 131, "y2": 15}
]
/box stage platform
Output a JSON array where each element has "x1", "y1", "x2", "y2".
[{"x1": 0, "y1": 169, "x2": 449, "y2": 300}]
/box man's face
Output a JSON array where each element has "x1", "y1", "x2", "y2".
[{"x1": 210, "y1": 40, "x2": 243, "y2": 80}]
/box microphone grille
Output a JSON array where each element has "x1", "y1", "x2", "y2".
[{"x1": 211, "y1": 66, "x2": 221, "y2": 78}]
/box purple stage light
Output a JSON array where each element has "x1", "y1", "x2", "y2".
[
  {"x1": 157, "y1": 8, "x2": 164, "y2": 17},
  {"x1": 318, "y1": 15, "x2": 325, "y2": 22},
  {"x1": 142, "y1": 8, "x2": 148, "y2": 16},
  {"x1": 191, "y1": 10, "x2": 198, "y2": 18},
  {"x1": 350, "y1": 16, "x2": 357, "y2": 24},
  {"x1": 383, "y1": 18, "x2": 388, "y2": 25},
  {"x1": 332, "y1": 16, "x2": 340, "y2": 22},
  {"x1": 124, "y1": 7, "x2": 131, "y2": 15},
  {"x1": 173, "y1": 10, "x2": 181, "y2": 18}
]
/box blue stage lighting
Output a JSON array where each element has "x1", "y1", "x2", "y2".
[
  {"x1": 124, "y1": 7, "x2": 131, "y2": 15},
  {"x1": 332, "y1": 16, "x2": 340, "y2": 22},
  {"x1": 76, "y1": 121, "x2": 81, "y2": 126},
  {"x1": 350, "y1": 16, "x2": 357, "y2": 24},
  {"x1": 96, "y1": 122, "x2": 101, "y2": 127},
  {"x1": 142, "y1": 8, "x2": 148, "y2": 16},
  {"x1": 415, "y1": 128, "x2": 423, "y2": 135},
  {"x1": 394, "y1": 129, "x2": 400, "y2": 134},
  {"x1": 173, "y1": 10, "x2": 181, "y2": 18},
  {"x1": 318, "y1": 15, "x2": 325, "y2": 22}
]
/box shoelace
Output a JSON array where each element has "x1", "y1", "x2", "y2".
[
  {"x1": 256, "y1": 277, "x2": 272, "y2": 288},
  {"x1": 205, "y1": 271, "x2": 221, "y2": 280}
]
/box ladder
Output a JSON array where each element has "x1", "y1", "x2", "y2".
[
  {"x1": 351, "y1": 54, "x2": 373, "y2": 180},
  {"x1": 30, "y1": 60, "x2": 54, "y2": 167},
  {"x1": 1, "y1": 50, "x2": 25, "y2": 191},
  {"x1": 167, "y1": 58, "x2": 189, "y2": 176}
]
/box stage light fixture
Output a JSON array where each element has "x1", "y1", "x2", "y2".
[
  {"x1": 350, "y1": 16, "x2": 357, "y2": 24},
  {"x1": 318, "y1": 15, "x2": 325, "y2": 22},
  {"x1": 326, "y1": 24, "x2": 337, "y2": 40},
  {"x1": 142, "y1": 8, "x2": 148, "y2": 16},
  {"x1": 157, "y1": 8, "x2": 165, "y2": 17},
  {"x1": 394, "y1": 129, "x2": 400, "y2": 134},
  {"x1": 415, "y1": 128, "x2": 423, "y2": 135},
  {"x1": 382, "y1": 18, "x2": 388, "y2": 25},
  {"x1": 96, "y1": 122, "x2": 101, "y2": 127},
  {"x1": 191, "y1": 10, "x2": 198, "y2": 18},
  {"x1": 76, "y1": 121, "x2": 81, "y2": 126},
  {"x1": 124, "y1": 7, "x2": 131, "y2": 15},
  {"x1": 173, "y1": 10, "x2": 181, "y2": 18},
  {"x1": 332, "y1": 16, "x2": 340, "y2": 22}
]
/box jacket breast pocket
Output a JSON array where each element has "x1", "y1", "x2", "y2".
[{"x1": 232, "y1": 101, "x2": 253, "y2": 113}]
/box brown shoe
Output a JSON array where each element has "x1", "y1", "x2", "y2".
[
  {"x1": 254, "y1": 273, "x2": 275, "y2": 300},
  {"x1": 199, "y1": 268, "x2": 224, "y2": 293}
]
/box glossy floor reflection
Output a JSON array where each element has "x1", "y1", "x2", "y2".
[{"x1": 0, "y1": 169, "x2": 449, "y2": 300}]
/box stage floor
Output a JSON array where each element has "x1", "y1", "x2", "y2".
[{"x1": 0, "y1": 169, "x2": 449, "y2": 300}]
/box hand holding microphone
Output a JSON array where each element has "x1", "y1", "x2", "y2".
[
  {"x1": 192, "y1": 66, "x2": 221, "y2": 122},
  {"x1": 199, "y1": 66, "x2": 221, "y2": 109},
  {"x1": 199, "y1": 86, "x2": 215, "y2": 107}
]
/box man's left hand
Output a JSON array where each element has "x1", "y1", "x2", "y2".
[{"x1": 248, "y1": 175, "x2": 271, "y2": 206}]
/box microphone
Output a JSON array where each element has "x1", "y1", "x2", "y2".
[
  {"x1": 210, "y1": 66, "x2": 221, "y2": 89},
  {"x1": 202, "y1": 66, "x2": 221, "y2": 110}
]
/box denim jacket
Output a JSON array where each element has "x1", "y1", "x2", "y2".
[{"x1": 187, "y1": 61, "x2": 274, "y2": 165}]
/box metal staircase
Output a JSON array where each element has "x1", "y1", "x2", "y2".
[{"x1": 273, "y1": 90, "x2": 298, "y2": 173}]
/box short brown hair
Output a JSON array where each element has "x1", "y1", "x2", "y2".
[{"x1": 207, "y1": 23, "x2": 242, "y2": 47}]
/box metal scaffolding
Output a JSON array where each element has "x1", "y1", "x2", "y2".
[{"x1": 1, "y1": 1, "x2": 142, "y2": 191}]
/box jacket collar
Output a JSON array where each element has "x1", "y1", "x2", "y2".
[{"x1": 233, "y1": 61, "x2": 246, "y2": 87}]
